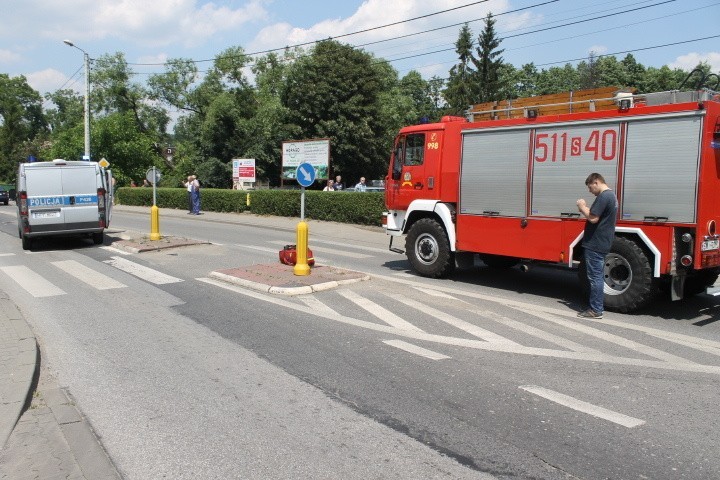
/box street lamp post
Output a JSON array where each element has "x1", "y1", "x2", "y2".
[{"x1": 63, "y1": 40, "x2": 90, "y2": 160}]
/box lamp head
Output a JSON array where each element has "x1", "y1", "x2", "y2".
[{"x1": 63, "y1": 40, "x2": 74, "y2": 47}]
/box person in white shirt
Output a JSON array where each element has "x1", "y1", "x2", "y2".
[
  {"x1": 183, "y1": 175, "x2": 193, "y2": 213},
  {"x1": 322, "y1": 180, "x2": 335, "y2": 191},
  {"x1": 354, "y1": 177, "x2": 367, "y2": 192}
]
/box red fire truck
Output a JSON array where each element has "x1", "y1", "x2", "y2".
[{"x1": 383, "y1": 88, "x2": 720, "y2": 312}]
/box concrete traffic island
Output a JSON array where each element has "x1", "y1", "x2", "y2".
[
  {"x1": 110, "y1": 234, "x2": 210, "y2": 254},
  {"x1": 210, "y1": 263, "x2": 370, "y2": 295}
]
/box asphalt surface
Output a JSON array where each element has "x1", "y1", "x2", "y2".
[{"x1": 1, "y1": 204, "x2": 490, "y2": 480}]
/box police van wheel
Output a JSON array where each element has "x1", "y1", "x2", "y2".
[
  {"x1": 406, "y1": 218, "x2": 455, "y2": 278},
  {"x1": 21, "y1": 235, "x2": 32, "y2": 251},
  {"x1": 92, "y1": 232, "x2": 104, "y2": 245},
  {"x1": 578, "y1": 237, "x2": 659, "y2": 313}
]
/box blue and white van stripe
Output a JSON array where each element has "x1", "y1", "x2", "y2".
[{"x1": 28, "y1": 195, "x2": 98, "y2": 208}]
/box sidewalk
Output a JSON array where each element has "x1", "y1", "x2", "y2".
[{"x1": 0, "y1": 292, "x2": 120, "y2": 479}]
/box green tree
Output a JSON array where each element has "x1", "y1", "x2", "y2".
[
  {"x1": 536, "y1": 64, "x2": 580, "y2": 94},
  {"x1": 243, "y1": 51, "x2": 301, "y2": 182},
  {"x1": 282, "y1": 40, "x2": 388, "y2": 183},
  {"x1": 0, "y1": 74, "x2": 47, "y2": 180},
  {"x1": 44, "y1": 89, "x2": 83, "y2": 134},
  {"x1": 643, "y1": 65, "x2": 687, "y2": 92},
  {"x1": 427, "y1": 76, "x2": 446, "y2": 118},
  {"x1": 621, "y1": 54, "x2": 646, "y2": 92},
  {"x1": 399, "y1": 70, "x2": 436, "y2": 122},
  {"x1": 596, "y1": 56, "x2": 629, "y2": 89},
  {"x1": 578, "y1": 52, "x2": 602, "y2": 89},
  {"x1": 152, "y1": 46, "x2": 258, "y2": 183},
  {"x1": 472, "y1": 13, "x2": 505, "y2": 103},
  {"x1": 444, "y1": 23, "x2": 477, "y2": 114}
]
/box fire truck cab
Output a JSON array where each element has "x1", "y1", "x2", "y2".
[{"x1": 384, "y1": 88, "x2": 720, "y2": 313}]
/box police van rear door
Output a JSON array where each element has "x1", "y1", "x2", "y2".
[
  {"x1": 61, "y1": 164, "x2": 101, "y2": 228},
  {"x1": 25, "y1": 166, "x2": 65, "y2": 227}
]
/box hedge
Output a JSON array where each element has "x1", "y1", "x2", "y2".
[{"x1": 116, "y1": 187, "x2": 386, "y2": 226}]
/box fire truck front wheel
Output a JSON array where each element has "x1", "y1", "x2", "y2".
[
  {"x1": 406, "y1": 218, "x2": 455, "y2": 278},
  {"x1": 578, "y1": 237, "x2": 659, "y2": 313}
]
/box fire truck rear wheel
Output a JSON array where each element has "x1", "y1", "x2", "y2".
[
  {"x1": 406, "y1": 218, "x2": 455, "y2": 278},
  {"x1": 578, "y1": 237, "x2": 659, "y2": 313}
]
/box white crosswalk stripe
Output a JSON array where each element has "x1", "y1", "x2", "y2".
[
  {"x1": 383, "y1": 340, "x2": 451, "y2": 360},
  {"x1": 338, "y1": 290, "x2": 424, "y2": 332},
  {"x1": 518, "y1": 308, "x2": 695, "y2": 364},
  {"x1": 0, "y1": 265, "x2": 66, "y2": 297},
  {"x1": 52, "y1": 260, "x2": 127, "y2": 290},
  {"x1": 390, "y1": 295, "x2": 517, "y2": 344},
  {"x1": 99, "y1": 246, "x2": 132, "y2": 256},
  {"x1": 104, "y1": 256, "x2": 183, "y2": 285}
]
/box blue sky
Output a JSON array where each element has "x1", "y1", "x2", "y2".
[{"x1": 1, "y1": 0, "x2": 718, "y2": 98}]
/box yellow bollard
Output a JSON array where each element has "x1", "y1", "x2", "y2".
[
  {"x1": 246, "y1": 193, "x2": 250, "y2": 207},
  {"x1": 293, "y1": 221, "x2": 311, "y2": 276},
  {"x1": 150, "y1": 205, "x2": 161, "y2": 240}
]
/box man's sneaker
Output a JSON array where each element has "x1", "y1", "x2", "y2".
[{"x1": 577, "y1": 309, "x2": 603, "y2": 319}]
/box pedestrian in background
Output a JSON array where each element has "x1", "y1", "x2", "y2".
[
  {"x1": 333, "y1": 175, "x2": 343, "y2": 190},
  {"x1": 183, "y1": 175, "x2": 193, "y2": 214},
  {"x1": 142, "y1": 179, "x2": 151, "y2": 187},
  {"x1": 191, "y1": 175, "x2": 201, "y2": 215},
  {"x1": 323, "y1": 180, "x2": 335, "y2": 191},
  {"x1": 354, "y1": 177, "x2": 367, "y2": 192},
  {"x1": 576, "y1": 172, "x2": 617, "y2": 319}
]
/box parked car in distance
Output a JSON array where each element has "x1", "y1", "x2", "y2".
[
  {"x1": 0, "y1": 187, "x2": 9, "y2": 205},
  {"x1": 343, "y1": 186, "x2": 385, "y2": 192}
]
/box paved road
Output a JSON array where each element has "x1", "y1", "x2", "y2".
[{"x1": 0, "y1": 203, "x2": 719, "y2": 479}]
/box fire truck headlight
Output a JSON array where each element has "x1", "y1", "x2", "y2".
[
  {"x1": 681, "y1": 233, "x2": 693, "y2": 243},
  {"x1": 681, "y1": 255, "x2": 693, "y2": 267}
]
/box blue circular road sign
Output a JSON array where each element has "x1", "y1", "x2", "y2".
[{"x1": 296, "y1": 162, "x2": 316, "y2": 187}]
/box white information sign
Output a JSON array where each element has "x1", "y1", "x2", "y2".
[
  {"x1": 232, "y1": 158, "x2": 256, "y2": 182},
  {"x1": 281, "y1": 139, "x2": 330, "y2": 180}
]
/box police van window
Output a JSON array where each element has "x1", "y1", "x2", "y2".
[{"x1": 404, "y1": 133, "x2": 425, "y2": 166}]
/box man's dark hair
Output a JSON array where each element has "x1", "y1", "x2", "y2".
[{"x1": 585, "y1": 172, "x2": 605, "y2": 185}]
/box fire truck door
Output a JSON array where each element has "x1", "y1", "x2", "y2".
[{"x1": 389, "y1": 132, "x2": 436, "y2": 210}]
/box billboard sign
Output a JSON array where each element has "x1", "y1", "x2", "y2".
[
  {"x1": 232, "y1": 158, "x2": 256, "y2": 182},
  {"x1": 281, "y1": 139, "x2": 330, "y2": 180}
]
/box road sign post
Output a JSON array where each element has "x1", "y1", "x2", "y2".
[
  {"x1": 146, "y1": 167, "x2": 162, "y2": 241},
  {"x1": 294, "y1": 163, "x2": 316, "y2": 276}
]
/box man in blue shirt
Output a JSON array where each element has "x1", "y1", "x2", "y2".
[{"x1": 576, "y1": 173, "x2": 618, "y2": 319}]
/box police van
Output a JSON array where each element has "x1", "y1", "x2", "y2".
[{"x1": 16, "y1": 159, "x2": 113, "y2": 250}]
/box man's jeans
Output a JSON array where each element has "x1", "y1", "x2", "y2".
[{"x1": 584, "y1": 248, "x2": 607, "y2": 313}]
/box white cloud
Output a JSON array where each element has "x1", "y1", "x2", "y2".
[
  {"x1": 248, "y1": 0, "x2": 522, "y2": 57},
  {"x1": 588, "y1": 45, "x2": 608, "y2": 56},
  {"x1": 25, "y1": 69, "x2": 70, "y2": 94},
  {"x1": 1, "y1": 0, "x2": 269, "y2": 48},
  {"x1": 136, "y1": 53, "x2": 169, "y2": 65},
  {"x1": 0, "y1": 49, "x2": 22, "y2": 64},
  {"x1": 669, "y1": 52, "x2": 720, "y2": 72}
]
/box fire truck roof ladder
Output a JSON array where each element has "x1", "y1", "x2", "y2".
[{"x1": 466, "y1": 87, "x2": 719, "y2": 122}]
